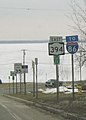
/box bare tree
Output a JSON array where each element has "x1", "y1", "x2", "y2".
[
  {"x1": 70, "y1": 0, "x2": 86, "y2": 37},
  {"x1": 69, "y1": 0, "x2": 86, "y2": 80}
]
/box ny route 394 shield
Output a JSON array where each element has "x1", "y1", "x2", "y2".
[{"x1": 48, "y1": 42, "x2": 65, "y2": 55}]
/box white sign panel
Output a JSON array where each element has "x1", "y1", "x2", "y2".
[
  {"x1": 22, "y1": 65, "x2": 28, "y2": 73},
  {"x1": 10, "y1": 71, "x2": 16, "y2": 76},
  {"x1": 48, "y1": 42, "x2": 64, "y2": 55},
  {"x1": 49, "y1": 36, "x2": 63, "y2": 43},
  {"x1": 14, "y1": 63, "x2": 22, "y2": 74}
]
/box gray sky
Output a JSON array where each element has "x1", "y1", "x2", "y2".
[
  {"x1": 0, "y1": 0, "x2": 83, "y2": 39},
  {"x1": 0, "y1": 0, "x2": 84, "y2": 40},
  {"x1": 0, "y1": 0, "x2": 85, "y2": 40}
]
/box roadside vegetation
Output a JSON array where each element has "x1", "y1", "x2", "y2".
[
  {"x1": 9, "y1": 85, "x2": 86, "y2": 118},
  {"x1": 0, "y1": 81, "x2": 86, "y2": 118},
  {"x1": 1, "y1": 81, "x2": 86, "y2": 118}
]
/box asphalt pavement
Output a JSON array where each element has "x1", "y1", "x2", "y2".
[{"x1": 0, "y1": 95, "x2": 65, "y2": 120}]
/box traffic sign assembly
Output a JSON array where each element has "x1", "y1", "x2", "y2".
[
  {"x1": 66, "y1": 35, "x2": 79, "y2": 100},
  {"x1": 48, "y1": 35, "x2": 79, "y2": 102},
  {"x1": 48, "y1": 35, "x2": 65, "y2": 102}
]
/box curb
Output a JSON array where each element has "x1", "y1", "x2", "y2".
[{"x1": 3, "y1": 95, "x2": 86, "y2": 120}]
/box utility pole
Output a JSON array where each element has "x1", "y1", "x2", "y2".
[{"x1": 21, "y1": 49, "x2": 27, "y2": 94}]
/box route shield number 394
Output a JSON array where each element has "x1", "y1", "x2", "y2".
[{"x1": 48, "y1": 42, "x2": 64, "y2": 55}]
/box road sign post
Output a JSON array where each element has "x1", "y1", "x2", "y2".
[
  {"x1": 14, "y1": 63, "x2": 22, "y2": 93},
  {"x1": 35, "y1": 58, "x2": 38, "y2": 99},
  {"x1": 12, "y1": 75, "x2": 15, "y2": 94},
  {"x1": 22, "y1": 65, "x2": 28, "y2": 94},
  {"x1": 10, "y1": 71, "x2": 16, "y2": 94},
  {"x1": 16, "y1": 74, "x2": 17, "y2": 94},
  {"x1": 14, "y1": 63, "x2": 22, "y2": 74},
  {"x1": 66, "y1": 35, "x2": 78, "y2": 100},
  {"x1": 71, "y1": 54, "x2": 74, "y2": 100},
  {"x1": 10, "y1": 71, "x2": 18, "y2": 94},
  {"x1": 32, "y1": 61, "x2": 35, "y2": 97},
  {"x1": 56, "y1": 64, "x2": 59, "y2": 102},
  {"x1": 8, "y1": 76, "x2": 10, "y2": 94},
  {"x1": 48, "y1": 36, "x2": 65, "y2": 102}
]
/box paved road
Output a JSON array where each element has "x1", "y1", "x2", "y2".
[{"x1": 0, "y1": 95, "x2": 65, "y2": 120}]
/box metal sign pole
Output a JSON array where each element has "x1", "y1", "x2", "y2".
[
  {"x1": 12, "y1": 76, "x2": 15, "y2": 94},
  {"x1": 22, "y1": 65, "x2": 28, "y2": 94},
  {"x1": 32, "y1": 61, "x2": 35, "y2": 97},
  {"x1": 36, "y1": 63, "x2": 38, "y2": 99},
  {"x1": 16, "y1": 74, "x2": 17, "y2": 94},
  {"x1": 48, "y1": 36, "x2": 64, "y2": 102},
  {"x1": 9, "y1": 76, "x2": 10, "y2": 94},
  {"x1": 56, "y1": 64, "x2": 59, "y2": 102},
  {"x1": 35, "y1": 58, "x2": 38, "y2": 99},
  {"x1": 71, "y1": 54, "x2": 75, "y2": 100},
  {"x1": 20, "y1": 73, "x2": 22, "y2": 93},
  {"x1": 66, "y1": 35, "x2": 78, "y2": 100},
  {"x1": 80, "y1": 52, "x2": 82, "y2": 81},
  {"x1": 23, "y1": 49, "x2": 26, "y2": 95},
  {"x1": 24, "y1": 73, "x2": 26, "y2": 94}
]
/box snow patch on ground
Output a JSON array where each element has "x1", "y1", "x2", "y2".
[{"x1": 39, "y1": 86, "x2": 78, "y2": 94}]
